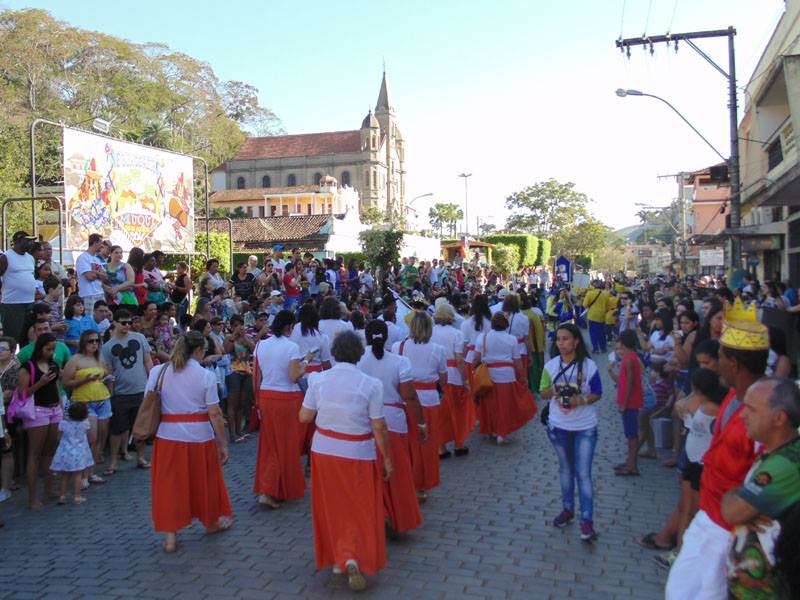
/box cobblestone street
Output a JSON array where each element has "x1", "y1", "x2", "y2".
[{"x1": 2, "y1": 352, "x2": 677, "y2": 599}]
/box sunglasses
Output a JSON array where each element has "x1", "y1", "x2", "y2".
[
  {"x1": 86, "y1": 339, "x2": 100, "y2": 344},
  {"x1": 117, "y1": 321, "x2": 132, "y2": 326}
]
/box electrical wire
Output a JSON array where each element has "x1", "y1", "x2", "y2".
[
  {"x1": 643, "y1": 0, "x2": 653, "y2": 35},
  {"x1": 619, "y1": 0, "x2": 626, "y2": 39},
  {"x1": 668, "y1": 0, "x2": 679, "y2": 33}
]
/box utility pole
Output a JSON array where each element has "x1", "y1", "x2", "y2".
[
  {"x1": 616, "y1": 27, "x2": 740, "y2": 270},
  {"x1": 458, "y1": 173, "x2": 472, "y2": 237}
]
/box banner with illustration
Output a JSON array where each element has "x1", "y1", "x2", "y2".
[{"x1": 63, "y1": 128, "x2": 194, "y2": 252}]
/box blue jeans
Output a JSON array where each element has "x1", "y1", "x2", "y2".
[
  {"x1": 547, "y1": 425, "x2": 598, "y2": 523},
  {"x1": 588, "y1": 320, "x2": 607, "y2": 352},
  {"x1": 284, "y1": 295, "x2": 299, "y2": 311}
]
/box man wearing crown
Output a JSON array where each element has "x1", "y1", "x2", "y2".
[{"x1": 666, "y1": 299, "x2": 768, "y2": 600}]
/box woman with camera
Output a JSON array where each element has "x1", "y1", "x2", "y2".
[{"x1": 540, "y1": 323, "x2": 603, "y2": 542}]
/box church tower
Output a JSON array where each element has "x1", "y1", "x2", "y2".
[
  {"x1": 374, "y1": 71, "x2": 405, "y2": 217},
  {"x1": 359, "y1": 110, "x2": 381, "y2": 208}
]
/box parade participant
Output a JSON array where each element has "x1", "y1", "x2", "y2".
[
  {"x1": 521, "y1": 293, "x2": 546, "y2": 392},
  {"x1": 392, "y1": 312, "x2": 447, "y2": 500},
  {"x1": 16, "y1": 333, "x2": 62, "y2": 509},
  {"x1": 318, "y1": 296, "x2": 353, "y2": 351},
  {"x1": 147, "y1": 331, "x2": 232, "y2": 553},
  {"x1": 253, "y1": 310, "x2": 313, "y2": 508},
  {"x1": 300, "y1": 331, "x2": 391, "y2": 591},
  {"x1": 502, "y1": 293, "x2": 532, "y2": 372},
  {"x1": 583, "y1": 282, "x2": 608, "y2": 353},
  {"x1": 61, "y1": 331, "x2": 112, "y2": 486},
  {"x1": 473, "y1": 312, "x2": 536, "y2": 445},
  {"x1": 460, "y1": 294, "x2": 492, "y2": 395},
  {"x1": 723, "y1": 378, "x2": 800, "y2": 599},
  {"x1": 430, "y1": 302, "x2": 472, "y2": 457},
  {"x1": 540, "y1": 323, "x2": 603, "y2": 541},
  {"x1": 223, "y1": 315, "x2": 255, "y2": 443},
  {"x1": 666, "y1": 299, "x2": 767, "y2": 599},
  {"x1": 0, "y1": 231, "x2": 37, "y2": 346}
]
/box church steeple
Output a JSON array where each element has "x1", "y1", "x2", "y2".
[{"x1": 375, "y1": 70, "x2": 393, "y2": 115}]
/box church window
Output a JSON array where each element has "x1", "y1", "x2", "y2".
[
  {"x1": 307, "y1": 204, "x2": 312, "y2": 215},
  {"x1": 236, "y1": 176, "x2": 245, "y2": 189},
  {"x1": 341, "y1": 171, "x2": 351, "y2": 186},
  {"x1": 365, "y1": 169, "x2": 370, "y2": 188},
  {"x1": 314, "y1": 172, "x2": 322, "y2": 185},
  {"x1": 262, "y1": 175, "x2": 271, "y2": 188},
  {"x1": 287, "y1": 174, "x2": 297, "y2": 186}
]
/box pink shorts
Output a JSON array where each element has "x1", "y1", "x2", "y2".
[{"x1": 22, "y1": 405, "x2": 63, "y2": 429}]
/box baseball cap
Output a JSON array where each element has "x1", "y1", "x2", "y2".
[
  {"x1": 12, "y1": 231, "x2": 35, "y2": 242},
  {"x1": 270, "y1": 290, "x2": 282, "y2": 297}
]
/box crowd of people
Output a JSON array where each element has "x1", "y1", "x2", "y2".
[{"x1": 1, "y1": 229, "x2": 799, "y2": 597}]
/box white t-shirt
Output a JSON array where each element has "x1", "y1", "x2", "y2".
[
  {"x1": 304, "y1": 363, "x2": 384, "y2": 460},
  {"x1": 475, "y1": 329, "x2": 520, "y2": 384},
  {"x1": 289, "y1": 328, "x2": 331, "y2": 369},
  {"x1": 505, "y1": 312, "x2": 530, "y2": 356},
  {"x1": 391, "y1": 339, "x2": 446, "y2": 407},
  {"x1": 318, "y1": 319, "x2": 354, "y2": 364},
  {"x1": 460, "y1": 316, "x2": 491, "y2": 364},
  {"x1": 255, "y1": 335, "x2": 303, "y2": 392},
  {"x1": 649, "y1": 331, "x2": 676, "y2": 363},
  {"x1": 430, "y1": 324, "x2": 464, "y2": 386},
  {"x1": 540, "y1": 356, "x2": 603, "y2": 431},
  {"x1": 357, "y1": 350, "x2": 413, "y2": 433},
  {"x1": 76, "y1": 251, "x2": 105, "y2": 298},
  {"x1": 683, "y1": 406, "x2": 716, "y2": 463},
  {"x1": 1, "y1": 250, "x2": 35, "y2": 304},
  {"x1": 148, "y1": 360, "x2": 218, "y2": 443}
]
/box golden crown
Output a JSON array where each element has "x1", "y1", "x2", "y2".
[{"x1": 720, "y1": 298, "x2": 769, "y2": 351}]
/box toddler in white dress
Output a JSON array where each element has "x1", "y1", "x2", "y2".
[{"x1": 50, "y1": 402, "x2": 94, "y2": 504}]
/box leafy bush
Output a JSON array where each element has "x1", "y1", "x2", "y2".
[
  {"x1": 161, "y1": 232, "x2": 232, "y2": 277},
  {"x1": 483, "y1": 234, "x2": 538, "y2": 269},
  {"x1": 575, "y1": 254, "x2": 593, "y2": 270},
  {"x1": 359, "y1": 230, "x2": 404, "y2": 268},
  {"x1": 537, "y1": 239, "x2": 552, "y2": 266},
  {"x1": 493, "y1": 244, "x2": 520, "y2": 277}
]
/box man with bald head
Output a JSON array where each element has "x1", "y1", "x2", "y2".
[{"x1": 722, "y1": 378, "x2": 800, "y2": 599}]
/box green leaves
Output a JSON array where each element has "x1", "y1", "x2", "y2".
[
  {"x1": 428, "y1": 203, "x2": 463, "y2": 237},
  {"x1": 493, "y1": 244, "x2": 520, "y2": 277},
  {"x1": 359, "y1": 229, "x2": 404, "y2": 268}
]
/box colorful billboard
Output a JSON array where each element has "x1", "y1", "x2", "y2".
[{"x1": 63, "y1": 128, "x2": 194, "y2": 252}]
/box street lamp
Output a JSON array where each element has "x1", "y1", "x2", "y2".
[
  {"x1": 458, "y1": 173, "x2": 472, "y2": 236},
  {"x1": 406, "y1": 192, "x2": 433, "y2": 229}
]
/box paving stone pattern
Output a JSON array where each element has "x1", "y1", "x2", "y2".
[{"x1": 2, "y1": 352, "x2": 677, "y2": 599}]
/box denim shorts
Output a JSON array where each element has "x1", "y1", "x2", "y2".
[
  {"x1": 621, "y1": 408, "x2": 639, "y2": 439},
  {"x1": 86, "y1": 399, "x2": 112, "y2": 420}
]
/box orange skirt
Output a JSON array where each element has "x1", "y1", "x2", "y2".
[
  {"x1": 253, "y1": 390, "x2": 306, "y2": 501},
  {"x1": 407, "y1": 405, "x2": 440, "y2": 491},
  {"x1": 377, "y1": 431, "x2": 422, "y2": 533},
  {"x1": 311, "y1": 452, "x2": 386, "y2": 575},
  {"x1": 478, "y1": 381, "x2": 538, "y2": 437},
  {"x1": 439, "y1": 384, "x2": 475, "y2": 448},
  {"x1": 151, "y1": 437, "x2": 232, "y2": 533}
]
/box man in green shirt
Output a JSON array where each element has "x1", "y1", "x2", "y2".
[
  {"x1": 17, "y1": 321, "x2": 71, "y2": 367},
  {"x1": 722, "y1": 378, "x2": 800, "y2": 600},
  {"x1": 401, "y1": 257, "x2": 419, "y2": 290}
]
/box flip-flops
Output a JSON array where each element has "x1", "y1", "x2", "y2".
[{"x1": 637, "y1": 532, "x2": 673, "y2": 551}]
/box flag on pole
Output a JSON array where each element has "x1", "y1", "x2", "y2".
[{"x1": 390, "y1": 288, "x2": 413, "y2": 324}]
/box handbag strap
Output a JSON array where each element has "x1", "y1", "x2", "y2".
[
  {"x1": 154, "y1": 363, "x2": 168, "y2": 392},
  {"x1": 28, "y1": 361, "x2": 36, "y2": 385}
]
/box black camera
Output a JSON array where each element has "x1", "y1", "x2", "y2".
[{"x1": 555, "y1": 384, "x2": 578, "y2": 408}]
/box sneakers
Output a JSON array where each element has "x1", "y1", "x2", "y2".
[
  {"x1": 346, "y1": 560, "x2": 366, "y2": 592},
  {"x1": 580, "y1": 521, "x2": 598, "y2": 542},
  {"x1": 0, "y1": 489, "x2": 11, "y2": 503},
  {"x1": 654, "y1": 550, "x2": 677, "y2": 569},
  {"x1": 553, "y1": 509, "x2": 575, "y2": 528}
]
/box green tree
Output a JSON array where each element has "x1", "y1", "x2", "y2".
[
  {"x1": 478, "y1": 222, "x2": 496, "y2": 236},
  {"x1": 428, "y1": 203, "x2": 463, "y2": 237},
  {"x1": 493, "y1": 244, "x2": 520, "y2": 278},
  {"x1": 360, "y1": 205, "x2": 389, "y2": 226},
  {"x1": 359, "y1": 229, "x2": 404, "y2": 268}
]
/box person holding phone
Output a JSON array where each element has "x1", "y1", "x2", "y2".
[
  {"x1": 540, "y1": 323, "x2": 603, "y2": 542},
  {"x1": 62, "y1": 330, "x2": 113, "y2": 486}
]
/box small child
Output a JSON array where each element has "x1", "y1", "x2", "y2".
[
  {"x1": 608, "y1": 330, "x2": 645, "y2": 476},
  {"x1": 42, "y1": 276, "x2": 67, "y2": 341},
  {"x1": 50, "y1": 402, "x2": 94, "y2": 505}
]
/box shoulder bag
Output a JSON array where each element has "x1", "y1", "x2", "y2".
[
  {"x1": 132, "y1": 364, "x2": 168, "y2": 441},
  {"x1": 473, "y1": 332, "x2": 493, "y2": 398},
  {"x1": 8, "y1": 361, "x2": 36, "y2": 422}
]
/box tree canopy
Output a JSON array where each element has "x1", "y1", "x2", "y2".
[
  {"x1": 428, "y1": 203, "x2": 463, "y2": 237},
  {"x1": 0, "y1": 8, "x2": 283, "y2": 235}
]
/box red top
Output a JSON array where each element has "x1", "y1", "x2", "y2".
[
  {"x1": 699, "y1": 388, "x2": 758, "y2": 529},
  {"x1": 283, "y1": 273, "x2": 299, "y2": 297},
  {"x1": 616, "y1": 352, "x2": 643, "y2": 409},
  {"x1": 134, "y1": 271, "x2": 147, "y2": 305}
]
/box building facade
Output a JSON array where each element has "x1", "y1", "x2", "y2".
[{"x1": 211, "y1": 72, "x2": 405, "y2": 215}]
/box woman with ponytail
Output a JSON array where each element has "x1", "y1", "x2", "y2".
[
  {"x1": 460, "y1": 294, "x2": 492, "y2": 404},
  {"x1": 147, "y1": 331, "x2": 232, "y2": 553},
  {"x1": 357, "y1": 320, "x2": 426, "y2": 536}
]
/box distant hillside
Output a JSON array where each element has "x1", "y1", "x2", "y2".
[{"x1": 615, "y1": 224, "x2": 646, "y2": 244}]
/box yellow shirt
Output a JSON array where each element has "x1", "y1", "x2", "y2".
[
  {"x1": 584, "y1": 289, "x2": 607, "y2": 323},
  {"x1": 70, "y1": 367, "x2": 110, "y2": 402},
  {"x1": 605, "y1": 296, "x2": 619, "y2": 325}
]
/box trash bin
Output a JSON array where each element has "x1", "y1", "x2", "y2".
[{"x1": 653, "y1": 417, "x2": 673, "y2": 449}]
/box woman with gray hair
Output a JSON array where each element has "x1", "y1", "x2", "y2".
[
  {"x1": 392, "y1": 312, "x2": 447, "y2": 501},
  {"x1": 300, "y1": 331, "x2": 391, "y2": 591},
  {"x1": 147, "y1": 331, "x2": 232, "y2": 553}
]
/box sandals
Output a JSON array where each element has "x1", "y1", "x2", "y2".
[
  {"x1": 637, "y1": 532, "x2": 673, "y2": 551},
  {"x1": 614, "y1": 468, "x2": 640, "y2": 476},
  {"x1": 639, "y1": 450, "x2": 657, "y2": 459},
  {"x1": 88, "y1": 475, "x2": 106, "y2": 485},
  {"x1": 103, "y1": 468, "x2": 117, "y2": 476},
  {"x1": 257, "y1": 495, "x2": 282, "y2": 509},
  {"x1": 137, "y1": 460, "x2": 151, "y2": 469},
  {"x1": 205, "y1": 517, "x2": 233, "y2": 535},
  {"x1": 57, "y1": 496, "x2": 68, "y2": 505}
]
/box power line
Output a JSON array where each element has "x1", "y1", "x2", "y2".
[
  {"x1": 643, "y1": 0, "x2": 653, "y2": 35},
  {"x1": 668, "y1": 0, "x2": 679, "y2": 33},
  {"x1": 619, "y1": 0, "x2": 627, "y2": 39}
]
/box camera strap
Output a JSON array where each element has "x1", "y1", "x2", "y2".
[{"x1": 555, "y1": 359, "x2": 582, "y2": 388}]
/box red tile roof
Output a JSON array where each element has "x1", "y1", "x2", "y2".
[
  {"x1": 210, "y1": 186, "x2": 320, "y2": 204},
  {"x1": 232, "y1": 131, "x2": 362, "y2": 160},
  {"x1": 198, "y1": 215, "x2": 344, "y2": 251}
]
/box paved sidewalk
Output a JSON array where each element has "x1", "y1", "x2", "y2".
[{"x1": 1, "y1": 352, "x2": 677, "y2": 599}]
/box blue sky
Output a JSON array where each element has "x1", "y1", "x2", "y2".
[{"x1": 3, "y1": 0, "x2": 786, "y2": 231}]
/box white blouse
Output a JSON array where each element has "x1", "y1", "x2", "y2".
[
  {"x1": 255, "y1": 335, "x2": 303, "y2": 392},
  {"x1": 460, "y1": 316, "x2": 491, "y2": 364},
  {"x1": 391, "y1": 339, "x2": 447, "y2": 407},
  {"x1": 649, "y1": 331, "x2": 676, "y2": 363},
  {"x1": 289, "y1": 328, "x2": 331, "y2": 369},
  {"x1": 304, "y1": 363, "x2": 385, "y2": 460},
  {"x1": 357, "y1": 350, "x2": 413, "y2": 433},
  {"x1": 430, "y1": 324, "x2": 465, "y2": 386},
  {"x1": 148, "y1": 360, "x2": 218, "y2": 443},
  {"x1": 317, "y1": 319, "x2": 354, "y2": 364},
  {"x1": 475, "y1": 329, "x2": 521, "y2": 384},
  {"x1": 505, "y1": 311, "x2": 530, "y2": 356}
]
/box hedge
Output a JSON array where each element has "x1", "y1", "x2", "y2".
[
  {"x1": 482, "y1": 234, "x2": 538, "y2": 269},
  {"x1": 575, "y1": 254, "x2": 593, "y2": 270},
  {"x1": 493, "y1": 244, "x2": 520, "y2": 278},
  {"x1": 537, "y1": 239, "x2": 552, "y2": 267},
  {"x1": 160, "y1": 232, "x2": 232, "y2": 277}
]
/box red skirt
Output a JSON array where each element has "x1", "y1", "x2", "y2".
[
  {"x1": 439, "y1": 384, "x2": 475, "y2": 448},
  {"x1": 377, "y1": 431, "x2": 422, "y2": 533},
  {"x1": 406, "y1": 405, "x2": 441, "y2": 491},
  {"x1": 253, "y1": 390, "x2": 306, "y2": 500},
  {"x1": 311, "y1": 452, "x2": 386, "y2": 575},
  {"x1": 478, "y1": 381, "x2": 538, "y2": 437},
  {"x1": 151, "y1": 438, "x2": 232, "y2": 533}
]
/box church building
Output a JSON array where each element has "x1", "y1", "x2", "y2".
[{"x1": 211, "y1": 72, "x2": 405, "y2": 215}]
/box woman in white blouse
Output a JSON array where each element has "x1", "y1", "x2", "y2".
[
  {"x1": 392, "y1": 312, "x2": 447, "y2": 501},
  {"x1": 460, "y1": 294, "x2": 492, "y2": 402},
  {"x1": 473, "y1": 312, "x2": 537, "y2": 444},
  {"x1": 358, "y1": 320, "x2": 427, "y2": 537},
  {"x1": 430, "y1": 302, "x2": 472, "y2": 457},
  {"x1": 317, "y1": 296, "x2": 354, "y2": 356},
  {"x1": 503, "y1": 293, "x2": 533, "y2": 371},
  {"x1": 645, "y1": 309, "x2": 676, "y2": 366},
  {"x1": 147, "y1": 331, "x2": 231, "y2": 553},
  {"x1": 300, "y1": 331, "x2": 391, "y2": 592},
  {"x1": 253, "y1": 310, "x2": 313, "y2": 509}
]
